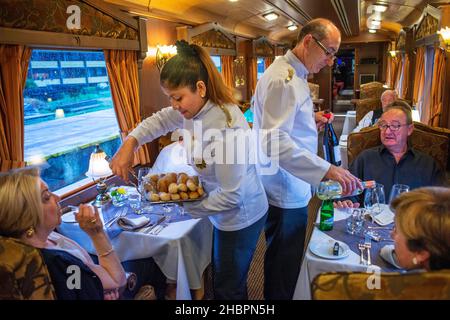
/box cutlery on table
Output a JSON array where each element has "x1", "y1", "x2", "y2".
[
  {"x1": 358, "y1": 243, "x2": 366, "y2": 265},
  {"x1": 364, "y1": 234, "x2": 372, "y2": 265},
  {"x1": 104, "y1": 207, "x2": 128, "y2": 228}
]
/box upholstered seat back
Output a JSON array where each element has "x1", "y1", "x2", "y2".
[
  {"x1": 0, "y1": 236, "x2": 56, "y2": 300},
  {"x1": 359, "y1": 81, "x2": 386, "y2": 99},
  {"x1": 413, "y1": 122, "x2": 450, "y2": 171},
  {"x1": 347, "y1": 126, "x2": 449, "y2": 172},
  {"x1": 312, "y1": 270, "x2": 450, "y2": 300},
  {"x1": 354, "y1": 98, "x2": 382, "y2": 123}
]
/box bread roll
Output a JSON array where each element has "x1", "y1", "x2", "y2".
[
  {"x1": 179, "y1": 192, "x2": 189, "y2": 200},
  {"x1": 177, "y1": 173, "x2": 188, "y2": 184},
  {"x1": 189, "y1": 191, "x2": 199, "y2": 199},
  {"x1": 150, "y1": 174, "x2": 159, "y2": 183},
  {"x1": 190, "y1": 176, "x2": 199, "y2": 185},
  {"x1": 197, "y1": 187, "x2": 204, "y2": 196},
  {"x1": 168, "y1": 182, "x2": 178, "y2": 194},
  {"x1": 170, "y1": 193, "x2": 181, "y2": 201},
  {"x1": 157, "y1": 178, "x2": 168, "y2": 193},
  {"x1": 186, "y1": 179, "x2": 197, "y2": 192},
  {"x1": 177, "y1": 183, "x2": 188, "y2": 192},
  {"x1": 159, "y1": 192, "x2": 171, "y2": 201},
  {"x1": 166, "y1": 172, "x2": 177, "y2": 184},
  {"x1": 149, "y1": 192, "x2": 160, "y2": 202},
  {"x1": 144, "y1": 181, "x2": 157, "y2": 193}
]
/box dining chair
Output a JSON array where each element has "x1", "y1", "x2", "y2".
[
  {"x1": 311, "y1": 270, "x2": 450, "y2": 300},
  {"x1": 0, "y1": 236, "x2": 56, "y2": 300}
]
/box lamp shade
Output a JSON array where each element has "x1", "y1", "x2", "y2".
[{"x1": 85, "y1": 146, "x2": 112, "y2": 179}]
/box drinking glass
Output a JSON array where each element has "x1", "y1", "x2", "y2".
[
  {"x1": 389, "y1": 184, "x2": 410, "y2": 204},
  {"x1": 128, "y1": 193, "x2": 142, "y2": 214},
  {"x1": 364, "y1": 184, "x2": 385, "y2": 216},
  {"x1": 138, "y1": 168, "x2": 152, "y2": 195},
  {"x1": 346, "y1": 208, "x2": 366, "y2": 235}
]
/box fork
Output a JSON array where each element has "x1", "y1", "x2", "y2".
[
  {"x1": 358, "y1": 243, "x2": 366, "y2": 265},
  {"x1": 364, "y1": 235, "x2": 372, "y2": 265}
]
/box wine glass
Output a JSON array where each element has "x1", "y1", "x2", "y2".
[
  {"x1": 364, "y1": 183, "x2": 385, "y2": 217},
  {"x1": 138, "y1": 168, "x2": 151, "y2": 196},
  {"x1": 389, "y1": 184, "x2": 409, "y2": 204}
]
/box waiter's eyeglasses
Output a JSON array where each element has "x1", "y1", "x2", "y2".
[{"x1": 312, "y1": 36, "x2": 337, "y2": 60}]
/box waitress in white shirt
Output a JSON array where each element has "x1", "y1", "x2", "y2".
[{"x1": 110, "y1": 40, "x2": 268, "y2": 300}]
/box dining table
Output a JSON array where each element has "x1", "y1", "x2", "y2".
[
  {"x1": 292, "y1": 206, "x2": 401, "y2": 300},
  {"x1": 57, "y1": 190, "x2": 213, "y2": 300}
]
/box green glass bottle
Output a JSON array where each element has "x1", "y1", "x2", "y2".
[{"x1": 319, "y1": 199, "x2": 334, "y2": 231}]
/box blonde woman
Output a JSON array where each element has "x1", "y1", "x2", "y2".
[
  {"x1": 0, "y1": 167, "x2": 126, "y2": 299},
  {"x1": 390, "y1": 187, "x2": 450, "y2": 270}
]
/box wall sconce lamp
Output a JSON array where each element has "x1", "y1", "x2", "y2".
[
  {"x1": 86, "y1": 144, "x2": 113, "y2": 207},
  {"x1": 155, "y1": 45, "x2": 177, "y2": 71},
  {"x1": 437, "y1": 27, "x2": 450, "y2": 51},
  {"x1": 389, "y1": 50, "x2": 397, "y2": 58}
]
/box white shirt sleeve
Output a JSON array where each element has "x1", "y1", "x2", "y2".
[
  {"x1": 259, "y1": 79, "x2": 330, "y2": 187},
  {"x1": 129, "y1": 107, "x2": 183, "y2": 146},
  {"x1": 352, "y1": 111, "x2": 374, "y2": 133}
]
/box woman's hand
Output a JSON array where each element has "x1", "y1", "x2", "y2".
[
  {"x1": 76, "y1": 204, "x2": 103, "y2": 236},
  {"x1": 110, "y1": 137, "x2": 138, "y2": 182},
  {"x1": 334, "y1": 200, "x2": 360, "y2": 209}
]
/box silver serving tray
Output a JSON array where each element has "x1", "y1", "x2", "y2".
[{"x1": 144, "y1": 193, "x2": 206, "y2": 204}]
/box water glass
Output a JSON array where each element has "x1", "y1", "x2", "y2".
[
  {"x1": 364, "y1": 184, "x2": 385, "y2": 216},
  {"x1": 389, "y1": 184, "x2": 409, "y2": 204},
  {"x1": 128, "y1": 193, "x2": 142, "y2": 214},
  {"x1": 346, "y1": 209, "x2": 366, "y2": 235},
  {"x1": 138, "y1": 167, "x2": 152, "y2": 195}
]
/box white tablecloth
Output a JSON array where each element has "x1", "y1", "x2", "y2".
[
  {"x1": 341, "y1": 110, "x2": 356, "y2": 136},
  {"x1": 58, "y1": 203, "x2": 213, "y2": 300},
  {"x1": 293, "y1": 208, "x2": 383, "y2": 300}
]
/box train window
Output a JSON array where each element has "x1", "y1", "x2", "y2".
[
  {"x1": 211, "y1": 55, "x2": 221, "y2": 72},
  {"x1": 24, "y1": 49, "x2": 121, "y2": 194},
  {"x1": 257, "y1": 57, "x2": 265, "y2": 80}
]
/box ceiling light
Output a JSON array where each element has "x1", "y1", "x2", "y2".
[
  {"x1": 373, "y1": 3, "x2": 388, "y2": 12},
  {"x1": 229, "y1": 0, "x2": 239, "y2": 2},
  {"x1": 263, "y1": 12, "x2": 279, "y2": 21},
  {"x1": 369, "y1": 29, "x2": 377, "y2": 34},
  {"x1": 287, "y1": 25, "x2": 298, "y2": 31}
]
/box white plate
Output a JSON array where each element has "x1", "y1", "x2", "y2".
[
  {"x1": 310, "y1": 240, "x2": 350, "y2": 260},
  {"x1": 61, "y1": 207, "x2": 78, "y2": 223}
]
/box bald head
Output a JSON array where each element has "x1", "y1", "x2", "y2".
[
  {"x1": 297, "y1": 18, "x2": 341, "y2": 43},
  {"x1": 381, "y1": 90, "x2": 398, "y2": 109}
]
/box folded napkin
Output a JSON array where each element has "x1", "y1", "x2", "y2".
[
  {"x1": 117, "y1": 216, "x2": 150, "y2": 231},
  {"x1": 371, "y1": 205, "x2": 395, "y2": 226},
  {"x1": 380, "y1": 245, "x2": 402, "y2": 269}
]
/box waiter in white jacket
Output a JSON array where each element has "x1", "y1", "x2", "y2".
[
  {"x1": 252, "y1": 18, "x2": 361, "y2": 300},
  {"x1": 110, "y1": 40, "x2": 268, "y2": 300}
]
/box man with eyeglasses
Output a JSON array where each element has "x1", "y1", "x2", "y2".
[
  {"x1": 252, "y1": 18, "x2": 361, "y2": 300},
  {"x1": 335, "y1": 103, "x2": 444, "y2": 209}
]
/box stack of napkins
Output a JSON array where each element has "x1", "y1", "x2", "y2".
[
  {"x1": 372, "y1": 204, "x2": 395, "y2": 226},
  {"x1": 117, "y1": 216, "x2": 150, "y2": 231}
]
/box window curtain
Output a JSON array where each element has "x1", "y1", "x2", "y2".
[
  {"x1": 0, "y1": 45, "x2": 32, "y2": 172},
  {"x1": 264, "y1": 57, "x2": 274, "y2": 69},
  {"x1": 394, "y1": 56, "x2": 403, "y2": 94},
  {"x1": 388, "y1": 56, "x2": 399, "y2": 89},
  {"x1": 400, "y1": 54, "x2": 410, "y2": 99},
  {"x1": 220, "y1": 56, "x2": 235, "y2": 89},
  {"x1": 104, "y1": 50, "x2": 150, "y2": 166},
  {"x1": 412, "y1": 47, "x2": 425, "y2": 110},
  {"x1": 246, "y1": 57, "x2": 257, "y2": 99},
  {"x1": 429, "y1": 48, "x2": 446, "y2": 127}
]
